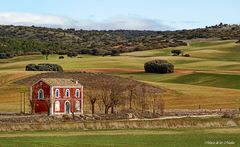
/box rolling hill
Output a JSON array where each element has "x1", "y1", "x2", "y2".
[{"x1": 0, "y1": 40, "x2": 240, "y2": 112}]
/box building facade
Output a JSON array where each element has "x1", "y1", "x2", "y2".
[{"x1": 31, "y1": 78, "x2": 83, "y2": 115}]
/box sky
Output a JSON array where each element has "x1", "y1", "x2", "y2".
[{"x1": 0, "y1": 0, "x2": 239, "y2": 30}]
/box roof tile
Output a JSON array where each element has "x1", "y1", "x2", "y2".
[{"x1": 40, "y1": 78, "x2": 82, "y2": 86}]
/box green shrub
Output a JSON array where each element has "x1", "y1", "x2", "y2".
[
  {"x1": 25, "y1": 64, "x2": 38, "y2": 71},
  {"x1": 79, "y1": 49, "x2": 90, "y2": 54},
  {"x1": 59, "y1": 56, "x2": 64, "y2": 59},
  {"x1": 171, "y1": 49, "x2": 182, "y2": 56},
  {"x1": 110, "y1": 49, "x2": 120, "y2": 56},
  {"x1": 0, "y1": 53, "x2": 13, "y2": 59},
  {"x1": 67, "y1": 51, "x2": 78, "y2": 57},
  {"x1": 25, "y1": 64, "x2": 63, "y2": 71},
  {"x1": 183, "y1": 54, "x2": 190, "y2": 57},
  {"x1": 144, "y1": 60, "x2": 174, "y2": 74}
]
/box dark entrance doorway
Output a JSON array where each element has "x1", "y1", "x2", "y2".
[{"x1": 65, "y1": 101, "x2": 71, "y2": 114}]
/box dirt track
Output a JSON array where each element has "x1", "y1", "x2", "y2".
[
  {"x1": 66, "y1": 68, "x2": 240, "y2": 74},
  {"x1": 67, "y1": 68, "x2": 143, "y2": 73}
]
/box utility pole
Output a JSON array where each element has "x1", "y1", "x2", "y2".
[
  {"x1": 23, "y1": 92, "x2": 26, "y2": 114},
  {"x1": 20, "y1": 92, "x2": 22, "y2": 114},
  {"x1": 20, "y1": 92, "x2": 27, "y2": 114}
]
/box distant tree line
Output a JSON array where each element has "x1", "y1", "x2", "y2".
[
  {"x1": 0, "y1": 24, "x2": 188, "y2": 57},
  {"x1": 1, "y1": 23, "x2": 239, "y2": 58}
]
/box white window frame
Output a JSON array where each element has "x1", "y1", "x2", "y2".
[
  {"x1": 75, "y1": 89, "x2": 80, "y2": 98},
  {"x1": 55, "y1": 89, "x2": 60, "y2": 98},
  {"x1": 65, "y1": 89, "x2": 70, "y2": 98},
  {"x1": 55, "y1": 101, "x2": 60, "y2": 112},
  {"x1": 75, "y1": 100, "x2": 80, "y2": 111},
  {"x1": 38, "y1": 89, "x2": 44, "y2": 100}
]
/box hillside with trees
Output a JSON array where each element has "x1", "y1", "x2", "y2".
[
  {"x1": 162, "y1": 23, "x2": 240, "y2": 40},
  {"x1": 0, "y1": 23, "x2": 239, "y2": 57}
]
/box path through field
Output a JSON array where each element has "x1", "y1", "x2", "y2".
[{"x1": 66, "y1": 68, "x2": 240, "y2": 74}]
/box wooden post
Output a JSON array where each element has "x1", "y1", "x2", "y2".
[
  {"x1": 20, "y1": 92, "x2": 22, "y2": 114},
  {"x1": 23, "y1": 92, "x2": 26, "y2": 114}
]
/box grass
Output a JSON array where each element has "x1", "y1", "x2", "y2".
[
  {"x1": 0, "y1": 40, "x2": 240, "y2": 111},
  {"x1": 0, "y1": 128, "x2": 239, "y2": 146},
  {"x1": 163, "y1": 72, "x2": 240, "y2": 89},
  {"x1": 0, "y1": 40, "x2": 240, "y2": 146}
]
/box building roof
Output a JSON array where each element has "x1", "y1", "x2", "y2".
[{"x1": 39, "y1": 78, "x2": 82, "y2": 87}]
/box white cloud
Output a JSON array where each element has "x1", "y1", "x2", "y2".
[
  {"x1": 0, "y1": 11, "x2": 172, "y2": 30},
  {"x1": 0, "y1": 12, "x2": 76, "y2": 28}
]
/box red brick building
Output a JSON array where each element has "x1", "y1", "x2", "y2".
[{"x1": 30, "y1": 78, "x2": 83, "y2": 115}]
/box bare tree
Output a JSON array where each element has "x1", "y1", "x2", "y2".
[
  {"x1": 41, "y1": 49, "x2": 50, "y2": 60},
  {"x1": 152, "y1": 97, "x2": 157, "y2": 117},
  {"x1": 127, "y1": 82, "x2": 137, "y2": 109},
  {"x1": 151, "y1": 94, "x2": 165, "y2": 116},
  {"x1": 100, "y1": 84, "x2": 111, "y2": 114},
  {"x1": 138, "y1": 85, "x2": 147, "y2": 112},
  {"x1": 45, "y1": 96, "x2": 52, "y2": 116},
  {"x1": 29, "y1": 98, "x2": 35, "y2": 114},
  {"x1": 85, "y1": 89, "x2": 99, "y2": 114},
  {"x1": 158, "y1": 96, "x2": 165, "y2": 116},
  {"x1": 99, "y1": 78, "x2": 127, "y2": 114}
]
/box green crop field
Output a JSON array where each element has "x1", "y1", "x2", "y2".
[
  {"x1": 0, "y1": 40, "x2": 240, "y2": 111},
  {"x1": 0, "y1": 128, "x2": 239, "y2": 147}
]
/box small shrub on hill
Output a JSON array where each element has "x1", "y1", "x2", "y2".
[
  {"x1": 67, "y1": 51, "x2": 78, "y2": 57},
  {"x1": 110, "y1": 49, "x2": 120, "y2": 56},
  {"x1": 144, "y1": 60, "x2": 174, "y2": 74},
  {"x1": 59, "y1": 56, "x2": 64, "y2": 59},
  {"x1": 183, "y1": 54, "x2": 190, "y2": 57},
  {"x1": 171, "y1": 49, "x2": 182, "y2": 56}
]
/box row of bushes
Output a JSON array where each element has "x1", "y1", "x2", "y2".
[
  {"x1": 55, "y1": 48, "x2": 120, "y2": 57},
  {"x1": 0, "y1": 53, "x2": 14, "y2": 59},
  {"x1": 25, "y1": 64, "x2": 63, "y2": 71}
]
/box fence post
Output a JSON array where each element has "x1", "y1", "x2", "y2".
[
  {"x1": 23, "y1": 92, "x2": 26, "y2": 114},
  {"x1": 20, "y1": 92, "x2": 22, "y2": 114}
]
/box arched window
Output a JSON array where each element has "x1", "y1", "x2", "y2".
[
  {"x1": 55, "y1": 89, "x2": 60, "y2": 98},
  {"x1": 38, "y1": 89, "x2": 44, "y2": 99},
  {"x1": 65, "y1": 89, "x2": 70, "y2": 98},
  {"x1": 65, "y1": 101, "x2": 71, "y2": 114},
  {"x1": 75, "y1": 100, "x2": 80, "y2": 111},
  {"x1": 75, "y1": 89, "x2": 80, "y2": 98},
  {"x1": 55, "y1": 101, "x2": 60, "y2": 112}
]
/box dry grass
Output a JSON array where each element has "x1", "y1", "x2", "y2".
[
  {"x1": 148, "y1": 82, "x2": 240, "y2": 109},
  {"x1": 0, "y1": 71, "x2": 37, "y2": 112},
  {"x1": 0, "y1": 70, "x2": 240, "y2": 112},
  {"x1": 0, "y1": 118, "x2": 239, "y2": 131}
]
